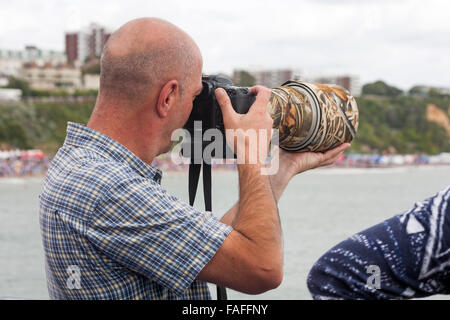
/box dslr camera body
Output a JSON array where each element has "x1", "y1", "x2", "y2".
[{"x1": 182, "y1": 75, "x2": 256, "y2": 160}]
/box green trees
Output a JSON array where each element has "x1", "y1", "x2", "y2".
[
  {"x1": 350, "y1": 95, "x2": 449, "y2": 154},
  {"x1": 0, "y1": 88, "x2": 448, "y2": 155},
  {"x1": 3, "y1": 77, "x2": 32, "y2": 97},
  {"x1": 234, "y1": 70, "x2": 256, "y2": 87},
  {"x1": 82, "y1": 63, "x2": 101, "y2": 75},
  {"x1": 0, "y1": 101, "x2": 94, "y2": 154},
  {"x1": 354, "y1": 81, "x2": 449, "y2": 154},
  {"x1": 361, "y1": 80, "x2": 403, "y2": 97}
]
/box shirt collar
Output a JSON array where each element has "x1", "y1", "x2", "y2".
[{"x1": 63, "y1": 122, "x2": 162, "y2": 183}]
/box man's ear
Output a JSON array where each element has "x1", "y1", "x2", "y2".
[{"x1": 156, "y1": 80, "x2": 179, "y2": 118}]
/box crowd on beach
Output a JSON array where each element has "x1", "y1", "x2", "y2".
[
  {"x1": 1, "y1": 149, "x2": 449, "y2": 178},
  {"x1": 335, "y1": 152, "x2": 450, "y2": 167},
  {"x1": 0, "y1": 150, "x2": 49, "y2": 177}
]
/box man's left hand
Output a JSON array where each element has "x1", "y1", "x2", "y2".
[{"x1": 269, "y1": 143, "x2": 351, "y2": 201}]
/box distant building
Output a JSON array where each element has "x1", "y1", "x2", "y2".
[
  {"x1": 232, "y1": 69, "x2": 360, "y2": 95},
  {"x1": 0, "y1": 46, "x2": 65, "y2": 77},
  {"x1": 437, "y1": 87, "x2": 450, "y2": 95},
  {"x1": 83, "y1": 74, "x2": 100, "y2": 90},
  {"x1": 0, "y1": 76, "x2": 8, "y2": 87},
  {"x1": 302, "y1": 74, "x2": 361, "y2": 96},
  {"x1": 65, "y1": 33, "x2": 79, "y2": 67},
  {"x1": 409, "y1": 85, "x2": 450, "y2": 96},
  {"x1": 232, "y1": 68, "x2": 302, "y2": 88},
  {"x1": 20, "y1": 64, "x2": 81, "y2": 90},
  {"x1": 65, "y1": 23, "x2": 111, "y2": 66},
  {"x1": 0, "y1": 88, "x2": 21, "y2": 101}
]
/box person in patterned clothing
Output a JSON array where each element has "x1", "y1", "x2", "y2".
[{"x1": 308, "y1": 185, "x2": 450, "y2": 299}]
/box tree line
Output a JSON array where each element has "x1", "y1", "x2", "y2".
[{"x1": 0, "y1": 80, "x2": 448, "y2": 155}]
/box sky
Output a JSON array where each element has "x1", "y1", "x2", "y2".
[{"x1": 0, "y1": 0, "x2": 449, "y2": 90}]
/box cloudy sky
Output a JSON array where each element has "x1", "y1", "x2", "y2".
[{"x1": 0, "y1": 0, "x2": 449, "y2": 90}]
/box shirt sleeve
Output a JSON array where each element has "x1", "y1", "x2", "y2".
[{"x1": 86, "y1": 176, "x2": 232, "y2": 297}]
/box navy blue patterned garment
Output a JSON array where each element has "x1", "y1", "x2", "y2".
[
  {"x1": 308, "y1": 185, "x2": 450, "y2": 299},
  {"x1": 39, "y1": 122, "x2": 232, "y2": 299}
]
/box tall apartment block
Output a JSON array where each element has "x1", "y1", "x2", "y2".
[
  {"x1": 232, "y1": 68, "x2": 302, "y2": 89},
  {"x1": 303, "y1": 74, "x2": 361, "y2": 96},
  {"x1": 65, "y1": 23, "x2": 111, "y2": 66}
]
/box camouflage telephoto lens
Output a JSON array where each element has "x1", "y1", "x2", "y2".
[{"x1": 267, "y1": 80, "x2": 359, "y2": 152}]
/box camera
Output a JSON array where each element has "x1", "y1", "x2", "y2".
[
  {"x1": 182, "y1": 75, "x2": 256, "y2": 159},
  {"x1": 182, "y1": 75, "x2": 359, "y2": 160}
]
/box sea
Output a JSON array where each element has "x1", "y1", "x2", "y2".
[{"x1": 0, "y1": 166, "x2": 449, "y2": 300}]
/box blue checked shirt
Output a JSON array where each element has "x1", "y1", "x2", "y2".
[{"x1": 39, "y1": 122, "x2": 232, "y2": 299}]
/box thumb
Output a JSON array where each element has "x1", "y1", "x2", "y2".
[{"x1": 215, "y1": 88, "x2": 236, "y2": 122}]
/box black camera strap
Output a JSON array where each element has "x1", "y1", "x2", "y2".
[{"x1": 188, "y1": 160, "x2": 228, "y2": 300}]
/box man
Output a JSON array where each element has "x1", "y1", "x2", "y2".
[
  {"x1": 308, "y1": 185, "x2": 450, "y2": 299},
  {"x1": 39, "y1": 17, "x2": 349, "y2": 299}
]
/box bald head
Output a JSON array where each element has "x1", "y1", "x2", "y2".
[{"x1": 99, "y1": 18, "x2": 202, "y2": 104}]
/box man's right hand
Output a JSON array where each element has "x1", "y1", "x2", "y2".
[
  {"x1": 215, "y1": 86, "x2": 273, "y2": 165},
  {"x1": 198, "y1": 86, "x2": 282, "y2": 295}
]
